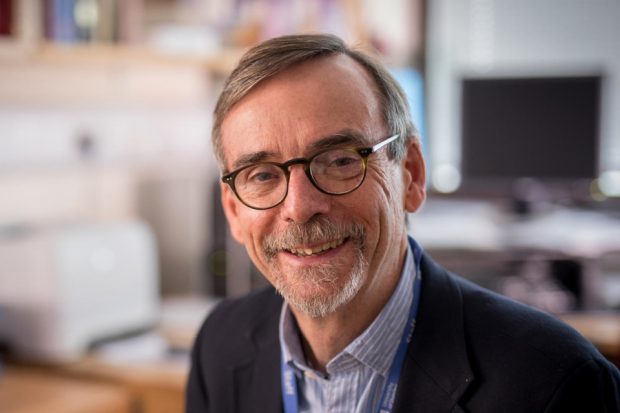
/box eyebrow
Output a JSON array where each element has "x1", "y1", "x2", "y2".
[
  {"x1": 231, "y1": 150, "x2": 278, "y2": 171},
  {"x1": 228, "y1": 129, "x2": 369, "y2": 171},
  {"x1": 308, "y1": 129, "x2": 369, "y2": 152}
]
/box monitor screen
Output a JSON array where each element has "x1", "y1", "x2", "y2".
[{"x1": 460, "y1": 76, "x2": 601, "y2": 192}]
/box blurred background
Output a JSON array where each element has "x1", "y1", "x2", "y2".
[{"x1": 0, "y1": 1, "x2": 619, "y2": 412}]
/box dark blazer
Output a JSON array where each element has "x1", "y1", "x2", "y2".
[{"x1": 186, "y1": 249, "x2": 620, "y2": 412}]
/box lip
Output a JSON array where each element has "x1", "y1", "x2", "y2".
[
  {"x1": 278, "y1": 238, "x2": 351, "y2": 266},
  {"x1": 288, "y1": 237, "x2": 346, "y2": 256}
]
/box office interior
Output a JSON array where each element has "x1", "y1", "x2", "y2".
[{"x1": 1, "y1": 0, "x2": 619, "y2": 412}]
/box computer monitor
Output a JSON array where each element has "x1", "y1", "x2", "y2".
[{"x1": 459, "y1": 75, "x2": 601, "y2": 200}]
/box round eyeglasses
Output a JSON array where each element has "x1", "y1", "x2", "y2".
[{"x1": 222, "y1": 134, "x2": 401, "y2": 210}]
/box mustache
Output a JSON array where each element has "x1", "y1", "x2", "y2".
[{"x1": 262, "y1": 216, "x2": 365, "y2": 258}]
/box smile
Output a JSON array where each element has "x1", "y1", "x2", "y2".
[{"x1": 287, "y1": 238, "x2": 346, "y2": 257}]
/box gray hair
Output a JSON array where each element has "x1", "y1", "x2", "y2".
[{"x1": 212, "y1": 33, "x2": 418, "y2": 169}]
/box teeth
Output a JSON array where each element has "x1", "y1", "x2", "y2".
[{"x1": 289, "y1": 238, "x2": 345, "y2": 256}]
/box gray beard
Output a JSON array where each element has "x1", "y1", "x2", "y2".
[
  {"x1": 262, "y1": 216, "x2": 367, "y2": 318},
  {"x1": 273, "y1": 246, "x2": 367, "y2": 318}
]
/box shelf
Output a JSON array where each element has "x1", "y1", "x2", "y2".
[
  {"x1": 0, "y1": 42, "x2": 243, "y2": 106},
  {"x1": 33, "y1": 43, "x2": 244, "y2": 75}
]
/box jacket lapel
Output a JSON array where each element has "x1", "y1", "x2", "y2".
[
  {"x1": 231, "y1": 293, "x2": 283, "y2": 413},
  {"x1": 393, "y1": 248, "x2": 475, "y2": 412}
]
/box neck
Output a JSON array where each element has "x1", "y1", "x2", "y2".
[
  {"x1": 291, "y1": 242, "x2": 407, "y2": 373},
  {"x1": 295, "y1": 308, "x2": 366, "y2": 373}
]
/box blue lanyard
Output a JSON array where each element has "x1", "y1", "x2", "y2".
[{"x1": 281, "y1": 241, "x2": 423, "y2": 413}]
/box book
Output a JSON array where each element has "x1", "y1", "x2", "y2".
[
  {"x1": 0, "y1": 0, "x2": 13, "y2": 37},
  {"x1": 44, "y1": 0, "x2": 78, "y2": 43}
]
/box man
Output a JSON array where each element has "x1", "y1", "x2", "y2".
[{"x1": 187, "y1": 34, "x2": 620, "y2": 412}]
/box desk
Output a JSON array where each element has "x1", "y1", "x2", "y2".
[
  {"x1": 0, "y1": 297, "x2": 207, "y2": 413},
  {"x1": 1, "y1": 357, "x2": 188, "y2": 413},
  {"x1": 57, "y1": 356, "x2": 188, "y2": 413},
  {"x1": 412, "y1": 199, "x2": 620, "y2": 257},
  {"x1": 411, "y1": 200, "x2": 620, "y2": 310},
  {"x1": 0, "y1": 366, "x2": 132, "y2": 413}
]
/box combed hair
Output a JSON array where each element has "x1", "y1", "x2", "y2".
[{"x1": 212, "y1": 33, "x2": 418, "y2": 169}]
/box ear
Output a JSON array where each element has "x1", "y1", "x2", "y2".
[
  {"x1": 221, "y1": 183, "x2": 245, "y2": 244},
  {"x1": 402, "y1": 138, "x2": 426, "y2": 213}
]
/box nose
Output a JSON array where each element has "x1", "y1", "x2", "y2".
[{"x1": 279, "y1": 165, "x2": 331, "y2": 224}]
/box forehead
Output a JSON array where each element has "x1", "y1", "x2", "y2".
[{"x1": 219, "y1": 54, "x2": 385, "y2": 169}]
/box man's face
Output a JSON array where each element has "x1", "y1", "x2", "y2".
[{"x1": 220, "y1": 55, "x2": 425, "y2": 318}]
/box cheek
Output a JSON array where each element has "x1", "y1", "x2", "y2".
[
  {"x1": 366, "y1": 164, "x2": 404, "y2": 210},
  {"x1": 360, "y1": 168, "x2": 407, "y2": 238},
  {"x1": 235, "y1": 210, "x2": 274, "y2": 257}
]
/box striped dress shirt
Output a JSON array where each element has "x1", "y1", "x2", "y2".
[{"x1": 279, "y1": 244, "x2": 417, "y2": 413}]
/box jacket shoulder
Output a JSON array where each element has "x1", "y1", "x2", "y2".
[
  {"x1": 414, "y1": 253, "x2": 620, "y2": 411},
  {"x1": 455, "y1": 271, "x2": 602, "y2": 365},
  {"x1": 186, "y1": 286, "x2": 283, "y2": 413},
  {"x1": 199, "y1": 286, "x2": 283, "y2": 350},
  {"x1": 420, "y1": 253, "x2": 602, "y2": 364}
]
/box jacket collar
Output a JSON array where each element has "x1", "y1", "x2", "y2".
[{"x1": 393, "y1": 243, "x2": 475, "y2": 412}]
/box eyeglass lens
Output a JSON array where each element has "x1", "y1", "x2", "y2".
[{"x1": 234, "y1": 148, "x2": 366, "y2": 208}]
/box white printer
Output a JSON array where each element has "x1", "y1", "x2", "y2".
[{"x1": 0, "y1": 220, "x2": 159, "y2": 361}]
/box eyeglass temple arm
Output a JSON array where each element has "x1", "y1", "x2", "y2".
[{"x1": 371, "y1": 134, "x2": 400, "y2": 153}]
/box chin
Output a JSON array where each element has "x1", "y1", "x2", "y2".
[{"x1": 274, "y1": 257, "x2": 367, "y2": 319}]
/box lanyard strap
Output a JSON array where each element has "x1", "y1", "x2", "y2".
[
  {"x1": 281, "y1": 354, "x2": 300, "y2": 413},
  {"x1": 281, "y1": 241, "x2": 423, "y2": 413},
  {"x1": 378, "y1": 242, "x2": 422, "y2": 412}
]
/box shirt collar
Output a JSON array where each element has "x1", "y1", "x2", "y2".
[
  {"x1": 279, "y1": 243, "x2": 417, "y2": 377},
  {"x1": 279, "y1": 298, "x2": 307, "y2": 370}
]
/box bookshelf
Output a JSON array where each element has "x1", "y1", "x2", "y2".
[
  {"x1": 0, "y1": 0, "x2": 244, "y2": 105},
  {"x1": 0, "y1": 1, "x2": 244, "y2": 296}
]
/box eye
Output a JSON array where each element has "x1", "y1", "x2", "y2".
[
  {"x1": 315, "y1": 149, "x2": 359, "y2": 168},
  {"x1": 241, "y1": 164, "x2": 283, "y2": 185},
  {"x1": 250, "y1": 171, "x2": 279, "y2": 182},
  {"x1": 330, "y1": 155, "x2": 358, "y2": 167}
]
